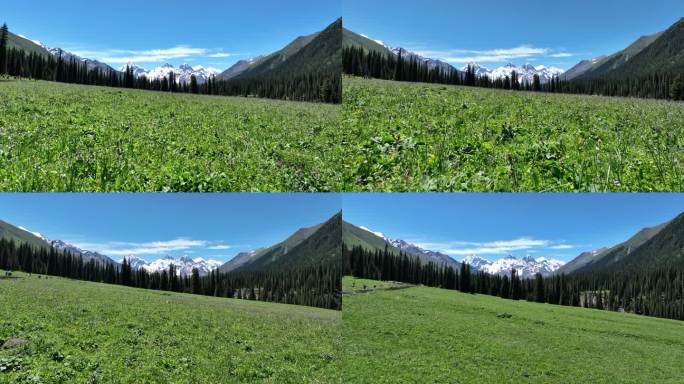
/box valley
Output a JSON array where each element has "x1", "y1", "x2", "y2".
[
  {"x1": 341, "y1": 276, "x2": 684, "y2": 383},
  {"x1": 0, "y1": 272, "x2": 340, "y2": 383}
]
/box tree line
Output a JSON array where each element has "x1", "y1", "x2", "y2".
[
  {"x1": 343, "y1": 45, "x2": 684, "y2": 101},
  {"x1": 344, "y1": 244, "x2": 684, "y2": 321},
  {"x1": 0, "y1": 23, "x2": 340, "y2": 103},
  {"x1": 0, "y1": 238, "x2": 341, "y2": 310}
]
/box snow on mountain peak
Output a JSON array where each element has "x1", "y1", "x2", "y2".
[
  {"x1": 17, "y1": 226, "x2": 49, "y2": 242},
  {"x1": 464, "y1": 255, "x2": 565, "y2": 279},
  {"x1": 124, "y1": 63, "x2": 218, "y2": 84},
  {"x1": 360, "y1": 226, "x2": 385, "y2": 239},
  {"x1": 128, "y1": 255, "x2": 222, "y2": 276},
  {"x1": 470, "y1": 62, "x2": 564, "y2": 84}
]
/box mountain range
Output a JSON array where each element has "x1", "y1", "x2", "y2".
[
  {"x1": 6, "y1": 18, "x2": 341, "y2": 86},
  {"x1": 343, "y1": 29, "x2": 565, "y2": 84},
  {"x1": 343, "y1": 221, "x2": 565, "y2": 277},
  {"x1": 346, "y1": 16, "x2": 684, "y2": 86},
  {"x1": 0, "y1": 212, "x2": 341, "y2": 277},
  {"x1": 462, "y1": 255, "x2": 564, "y2": 279},
  {"x1": 343, "y1": 212, "x2": 684, "y2": 279},
  {"x1": 120, "y1": 63, "x2": 220, "y2": 84},
  {"x1": 122, "y1": 256, "x2": 222, "y2": 277}
]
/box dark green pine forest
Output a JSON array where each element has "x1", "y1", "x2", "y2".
[
  {"x1": 0, "y1": 214, "x2": 343, "y2": 310},
  {"x1": 0, "y1": 19, "x2": 341, "y2": 103},
  {"x1": 343, "y1": 17, "x2": 684, "y2": 101},
  {"x1": 344, "y1": 213, "x2": 684, "y2": 321}
]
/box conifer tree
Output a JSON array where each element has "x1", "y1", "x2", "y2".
[{"x1": 0, "y1": 23, "x2": 8, "y2": 75}]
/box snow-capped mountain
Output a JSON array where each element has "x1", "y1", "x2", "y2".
[
  {"x1": 357, "y1": 226, "x2": 459, "y2": 268},
  {"x1": 119, "y1": 63, "x2": 220, "y2": 84},
  {"x1": 49, "y1": 239, "x2": 117, "y2": 265},
  {"x1": 462, "y1": 255, "x2": 565, "y2": 279},
  {"x1": 385, "y1": 237, "x2": 459, "y2": 268},
  {"x1": 463, "y1": 63, "x2": 564, "y2": 84},
  {"x1": 460, "y1": 255, "x2": 492, "y2": 270},
  {"x1": 392, "y1": 47, "x2": 456, "y2": 74},
  {"x1": 46, "y1": 47, "x2": 116, "y2": 73},
  {"x1": 121, "y1": 255, "x2": 222, "y2": 277}
]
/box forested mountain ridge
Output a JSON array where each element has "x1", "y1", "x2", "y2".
[
  {"x1": 342, "y1": 28, "x2": 393, "y2": 55},
  {"x1": 218, "y1": 32, "x2": 319, "y2": 81},
  {"x1": 558, "y1": 218, "x2": 672, "y2": 275},
  {"x1": 220, "y1": 212, "x2": 342, "y2": 273},
  {"x1": 578, "y1": 17, "x2": 684, "y2": 80},
  {"x1": 0, "y1": 219, "x2": 118, "y2": 265},
  {"x1": 6, "y1": 30, "x2": 49, "y2": 57},
  {"x1": 0, "y1": 219, "x2": 51, "y2": 250},
  {"x1": 567, "y1": 31, "x2": 663, "y2": 80},
  {"x1": 342, "y1": 221, "x2": 459, "y2": 269}
]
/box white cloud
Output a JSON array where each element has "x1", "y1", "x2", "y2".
[
  {"x1": 208, "y1": 245, "x2": 232, "y2": 250},
  {"x1": 550, "y1": 53, "x2": 574, "y2": 58},
  {"x1": 68, "y1": 45, "x2": 236, "y2": 65},
  {"x1": 549, "y1": 244, "x2": 575, "y2": 250},
  {"x1": 69, "y1": 237, "x2": 228, "y2": 256},
  {"x1": 413, "y1": 237, "x2": 576, "y2": 257},
  {"x1": 405, "y1": 45, "x2": 573, "y2": 64}
]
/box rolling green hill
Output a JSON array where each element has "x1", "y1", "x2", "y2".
[
  {"x1": 221, "y1": 213, "x2": 342, "y2": 273},
  {"x1": 6, "y1": 31, "x2": 50, "y2": 57},
  {"x1": 0, "y1": 272, "x2": 339, "y2": 383},
  {"x1": 341, "y1": 276, "x2": 684, "y2": 383},
  {"x1": 0, "y1": 220, "x2": 50, "y2": 250},
  {"x1": 342, "y1": 28, "x2": 393, "y2": 56}
]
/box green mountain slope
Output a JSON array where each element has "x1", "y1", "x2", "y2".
[
  {"x1": 343, "y1": 221, "x2": 459, "y2": 268},
  {"x1": 220, "y1": 212, "x2": 342, "y2": 273},
  {"x1": 559, "y1": 215, "x2": 677, "y2": 275},
  {"x1": 342, "y1": 221, "x2": 399, "y2": 253},
  {"x1": 575, "y1": 18, "x2": 684, "y2": 80},
  {"x1": 7, "y1": 31, "x2": 50, "y2": 57},
  {"x1": 609, "y1": 212, "x2": 684, "y2": 272},
  {"x1": 0, "y1": 219, "x2": 51, "y2": 250},
  {"x1": 575, "y1": 31, "x2": 664, "y2": 80},
  {"x1": 218, "y1": 18, "x2": 341, "y2": 82},
  {"x1": 342, "y1": 28, "x2": 393, "y2": 55}
]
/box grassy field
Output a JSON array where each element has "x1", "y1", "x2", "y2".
[
  {"x1": 341, "y1": 276, "x2": 684, "y2": 383},
  {"x1": 0, "y1": 272, "x2": 340, "y2": 383},
  {"x1": 343, "y1": 77, "x2": 684, "y2": 191},
  {"x1": 0, "y1": 80, "x2": 342, "y2": 192}
]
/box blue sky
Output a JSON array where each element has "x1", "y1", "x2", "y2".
[
  {"x1": 343, "y1": 194, "x2": 684, "y2": 263},
  {"x1": 0, "y1": 194, "x2": 340, "y2": 263},
  {"x1": 343, "y1": 0, "x2": 684, "y2": 70},
  {"x1": 1, "y1": 0, "x2": 340, "y2": 71}
]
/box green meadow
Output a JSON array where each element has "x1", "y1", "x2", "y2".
[
  {"x1": 0, "y1": 79, "x2": 343, "y2": 192},
  {"x1": 343, "y1": 77, "x2": 684, "y2": 192},
  {"x1": 341, "y1": 277, "x2": 684, "y2": 383},
  {"x1": 0, "y1": 272, "x2": 340, "y2": 383}
]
